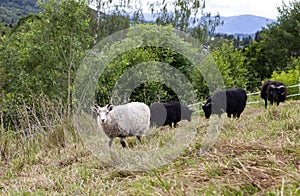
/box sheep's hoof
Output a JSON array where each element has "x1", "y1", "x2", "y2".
[
  {"x1": 136, "y1": 136, "x2": 142, "y2": 144},
  {"x1": 109, "y1": 139, "x2": 113, "y2": 148},
  {"x1": 120, "y1": 140, "x2": 127, "y2": 148}
]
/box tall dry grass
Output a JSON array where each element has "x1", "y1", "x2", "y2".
[{"x1": 0, "y1": 99, "x2": 299, "y2": 195}]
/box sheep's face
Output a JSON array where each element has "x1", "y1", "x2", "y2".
[
  {"x1": 91, "y1": 104, "x2": 114, "y2": 125},
  {"x1": 202, "y1": 102, "x2": 212, "y2": 119},
  {"x1": 269, "y1": 84, "x2": 286, "y2": 101}
]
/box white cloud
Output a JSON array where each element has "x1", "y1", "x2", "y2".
[
  {"x1": 205, "y1": 0, "x2": 292, "y2": 19},
  {"x1": 139, "y1": 0, "x2": 292, "y2": 19},
  {"x1": 90, "y1": 0, "x2": 292, "y2": 19}
]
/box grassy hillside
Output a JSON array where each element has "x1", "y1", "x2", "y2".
[
  {"x1": 0, "y1": 100, "x2": 299, "y2": 195},
  {"x1": 0, "y1": 0, "x2": 38, "y2": 35}
]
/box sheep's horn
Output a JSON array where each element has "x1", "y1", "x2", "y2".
[
  {"x1": 205, "y1": 102, "x2": 212, "y2": 107},
  {"x1": 278, "y1": 85, "x2": 286, "y2": 89}
]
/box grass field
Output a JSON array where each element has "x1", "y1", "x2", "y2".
[{"x1": 0, "y1": 100, "x2": 299, "y2": 195}]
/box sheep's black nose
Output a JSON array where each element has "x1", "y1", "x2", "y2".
[{"x1": 101, "y1": 119, "x2": 105, "y2": 123}]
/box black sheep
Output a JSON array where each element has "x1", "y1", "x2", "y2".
[
  {"x1": 202, "y1": 88, "x2": 247, "y2": 119},
  {"x1": 150, "y1": 101, "x2": 192, "y2": 128},
  {"x1": 260, "y1": 80, "x2": 287, "y2": 108}
]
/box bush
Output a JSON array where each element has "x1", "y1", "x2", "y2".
[{"x1": 270, "y1": 64, "x2": 300, "y2": 99}]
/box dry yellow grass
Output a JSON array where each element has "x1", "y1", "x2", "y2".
[{"x1": 0, "y1": 100, "x2": 299, "y2": 195}]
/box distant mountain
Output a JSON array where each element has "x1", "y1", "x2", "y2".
[
  {"x1": 1, "y1": 1, "x2": 276, "y2": 37},
  {"x1": 142, "y1": 13, "x2": 276, "y2": 37},
  {"x1": 0, "y1": 0, "x2": 39, "y2": 24},
  {"x1": 215, "y1": 15, "x2": 276, "y2": 35}
]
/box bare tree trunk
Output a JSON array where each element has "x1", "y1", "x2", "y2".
[
  {"x1": 67, "y1": 64, "x2": 72, "y2": 118},
  {"x1": 61, "y1": 31, "x2": 74, "y2": 119},
  {"x1": 67, "y1": 30, "x2": 74, "y2": 119},
  {"x1": 0, "y1": 91, "x2": 3, "y2": 136},
  {"x1": 94, "y1": 0, "x2": 102, "y2": 45}
]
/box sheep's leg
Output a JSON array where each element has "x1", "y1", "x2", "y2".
[
  {"x1": 227, "y1": 113, "x2": 231, "y2": 118},
  {"x1": 173, "y1": 122, "x2": 177, "y2": 128},
  {"x1": 264, "y1": 99, "x2": 268, "y2": 109},
  {"x1": 108, "y1": 138, "x2": 114, "y2": 148},
  {"x1": 136, "y1": 136, "x2": 142, "y2": 144},
  {"x1": 270, "y1": 100, "x2": 273, "y2": 105},
  {"x1": 277, "y1": 101, "x2": 280, "y2": 106},
  {"x1": 120, "y1": 137, "x2": 127, "y2": 148}
]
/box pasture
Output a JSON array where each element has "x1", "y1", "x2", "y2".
[{"x1": 0, "y1": 100, "x2": 299, "y2": 195}]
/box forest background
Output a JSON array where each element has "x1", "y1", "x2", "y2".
[{"x1": 0, "y1": 0, "x2": 299, "y2": 129}]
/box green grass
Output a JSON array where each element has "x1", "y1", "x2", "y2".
[{"x1": 0, "y1": 100, "x2": 300, "y2": 195}]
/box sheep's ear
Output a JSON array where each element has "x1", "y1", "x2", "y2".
[
  {"x1": 270, "y1": 84, "x2": 275, "y2": 89},
  {"x1": 107, "y1": 104, "x2": 114, "y2": 111},
  {"x1": 91, "y1": 105, "x2": 98, "y2": 113}
]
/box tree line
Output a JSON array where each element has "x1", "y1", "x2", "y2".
[{"x1": 0, "y1": 0, "x2": 299, "y2": 130}]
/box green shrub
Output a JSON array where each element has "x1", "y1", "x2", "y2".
[{"x1": 270, "y1": 64, "x2": 300, "y2": 99}]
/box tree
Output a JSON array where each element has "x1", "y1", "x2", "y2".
[
  {"x1": 38, "y1": 0, "x2": 93, "y2": 118},
  {"x1": 87, "y1": 0, "x2": 143, "y2": 45},
  {"x1": 270, "y1": 58, "x2": 300, "y2": 99},
  {"x1": 150, "y1": 0, "x2": 202, "y2": 31},
  {"x1": 241, "y1": 0, "x2": 300, "y2": 88},
  {"x1": 0, "y1": 0, "x2": 139, "y2": 129},
  {"x1": 149, "y1": 0, "x2": 221, "y2": 44},
  {"x1": 261, "y1": 0, "x2": 300, "y2": 72},
  {"x1": 93, "y1": 24, "x2": 203, "y2": 106},
  {"x1": 1, "y1": 0, "x2": 93, "y2": 119},
  {"x1": 190, "y1": 12, "x2": 223, "y2": 44},
  {"x1": 211, "y1": 41, "x2": 249, "y2": 90},
  {"x1": 1, "y1": 0, "x2": 221, "y2": 122},
  {"x1": 243, "y1": 41, "x2": 269, "y2": 88}
]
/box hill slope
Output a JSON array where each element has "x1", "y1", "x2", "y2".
[
  {"x1": 0, "y1": 0, "x2": 39, "y2": 24},
  {"x1": 215, "y1": 14, "x2": 276, "y2": 35},
  {"x1": 0, "y1": 100, "x2": 299, "y2": 194}
]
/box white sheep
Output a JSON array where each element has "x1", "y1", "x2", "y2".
[{"x1": 91, "y1": 102, "x2": 150, "y2": 148}]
